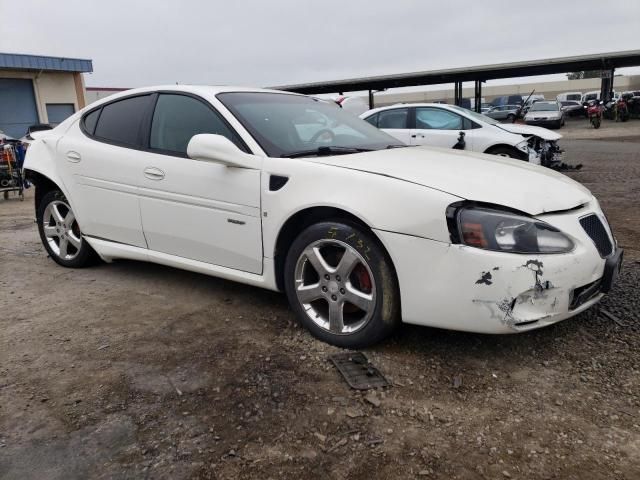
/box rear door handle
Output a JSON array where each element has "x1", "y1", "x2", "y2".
[
  {"x1": 66, "y1": 151, "x2": 81, "y2": 162},
  {"x1": 144, "y1": 167, "x2": 165, "y2": 180}
]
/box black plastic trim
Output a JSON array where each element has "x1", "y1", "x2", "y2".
[{"x1": 269, "y1": 175, "x2": 289, "y2": 191}]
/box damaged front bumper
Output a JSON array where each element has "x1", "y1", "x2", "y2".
[{"x1": 375, "y1": 204, "x2": 620, "y2": 334}]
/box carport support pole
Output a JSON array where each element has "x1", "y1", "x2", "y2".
[
  {"x1": 368, "y1": 89, "x2": 374, "y2": 110},
  {"x1": 454, "y1": 81, "x2": 462, "y2": 106},
  {"x1": 474, "y1": 80, "x2": 482, "y2": 113},
  {"x1": 600, "y1": 68, "x2": 615, "y2": 102}
]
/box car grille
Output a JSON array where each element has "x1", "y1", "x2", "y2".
[{"x1": 579, "y1": 214, "x2": 613, "y2": 257}]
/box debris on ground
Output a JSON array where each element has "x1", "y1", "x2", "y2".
[
  {"x1": 600, "y1": 308, "x2": 627, "y2": 327},
  {"x1": 329, "y1": 352, "x2": 391, "y2": 390}
]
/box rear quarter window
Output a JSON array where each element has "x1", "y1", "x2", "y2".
[
  {"x1": 364, "y1": 113, "x2": 379, "y2": 127},
  {"x1": 82, "y1": 108, "x2": 100, "y2": 135}
]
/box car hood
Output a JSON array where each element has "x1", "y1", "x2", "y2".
[
  {"x1": 496, "y1": 123, "x2": 562, "y2": 140},
  {"x1": 312, "y1": 146, "x2": 591, "y2": 215}
]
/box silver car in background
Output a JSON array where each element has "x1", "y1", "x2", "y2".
[
  {"x1": 524, "y1": 101, "x2": 565, "y2": 129},
  {"x1": 484, "y1": 104, "x2": 521, "y2": 122}
]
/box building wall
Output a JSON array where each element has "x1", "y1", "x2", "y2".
[
  {"x1": 370, "y1": 75, "x2": 640, "y2": 107},
  {"x1": 0, "y1": 70, "x2": 84, "y2": 124},
  {"x1": 85, "y1": 87, "x2": 129, "y2": 105}
]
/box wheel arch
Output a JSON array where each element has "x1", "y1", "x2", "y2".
[
  {"x1": 273, "y1": 206, "x2": 398, "y2": 293},
  {"x1": 483, "y1": 143, "x2": 528, "y2": 160},
  {"x1": 24, "y1": 169, "x2": 64, "y2": 212}
]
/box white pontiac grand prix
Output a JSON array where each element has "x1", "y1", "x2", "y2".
[{"x1": 24, "y1": 86, "x2": 622, "y2": 347}]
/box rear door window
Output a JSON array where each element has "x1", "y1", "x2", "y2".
[
  {"x1": 415, "y1": 108, "x2": 463, "y2": 130},
  {"x1": 93, "y1": 95, "x2": 151, "y2": 147},
  {"x1": 377, "y1": 108, "x2": 409, "y2": 129}
]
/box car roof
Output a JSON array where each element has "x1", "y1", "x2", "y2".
[
  {"x1": 362, "y1": 103, "x2": 467, "y2": 116},
  {"x1": 84, "y1": 85, "x2": 302, "y2": 109}
]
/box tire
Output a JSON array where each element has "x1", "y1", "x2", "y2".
[
  {"x1": 592, "y1": 117, "x2": 601, "y2": 129},
  {"x1": 284, "y1": 220, "x2": 400, "y2": 348},
  {"x1": 487, "y1": 146, "x2": 526, "y2": 161},
  {"x1": 37, "y1": 190, "x2": 98, "y2": 268}
]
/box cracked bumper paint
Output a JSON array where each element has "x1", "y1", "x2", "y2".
[{"x1": 375, "y1": 205, "x2": 613, "y2": 334}]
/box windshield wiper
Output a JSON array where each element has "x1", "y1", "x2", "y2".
[{"x1": 283, "y1": 146, "x2": 372, "y2": 158}]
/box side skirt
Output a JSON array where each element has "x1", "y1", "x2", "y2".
[{"x1": 84, "y1": 236, "x2": 280, "y2": 292}]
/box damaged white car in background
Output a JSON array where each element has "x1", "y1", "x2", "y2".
[
  {"x1": 24, "y1": 86, "x2": 621, "y2": 348},
  {"x1": 361, "y1": 103, "x2": 569, "y2": 169}
]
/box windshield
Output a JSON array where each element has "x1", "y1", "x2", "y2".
[
  {"x1": 217, "y1": 92, "x2": 403, "y2": 157},
  {"x1": 529, "y1": 102, "x2": 559, "y2": 112},
  {"x1": 448, "y1": 104, "x2": 500, "y2": 125}
]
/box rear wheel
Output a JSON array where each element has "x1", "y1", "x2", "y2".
[
  {"x1": 37, "y1": 190, "x2": 97, "y2": 267},
  {"x1": 506, "y1": 113, "x2": 516, "y2": 123},
  {"x1": 284, "y1": 221, "x2": 400, "y2": 348}
]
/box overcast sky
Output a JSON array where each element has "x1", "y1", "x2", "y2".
[{"x1": 1, "y1": 0, "x2": 639, "y2": 90}]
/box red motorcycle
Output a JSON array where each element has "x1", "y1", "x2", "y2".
[{"x1": 585, "y1": 100, "x2": 604, "y2": 129}]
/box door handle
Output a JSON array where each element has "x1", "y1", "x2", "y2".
[
  {"x1": 144, "y1": 167, "x2": 165, "y2": 180},
  {"x1": 66, "y1": 151, "x2": 81, "y2": 162}
]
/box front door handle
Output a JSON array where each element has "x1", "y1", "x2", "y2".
[
  {"x1": 66, "y1": 151, "x2": 81, "y2": 162},
  {"x1": 144, "y1": 167, "x2": 165, "y2": 180}
]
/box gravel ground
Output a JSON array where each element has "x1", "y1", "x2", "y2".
[{"x1": 1, "y1": 134, "x2": 639, "y2": 479}]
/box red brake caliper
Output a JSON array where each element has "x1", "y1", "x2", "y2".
[{"x1": 354, "y1": 264, "x2": 372, "y2": 293}]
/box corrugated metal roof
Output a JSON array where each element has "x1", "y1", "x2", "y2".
[
  {"x1": 271, "y1": 49, "x2": 640, "y2": 94},
  {"x1": 0, "y1": 52, "x2": 93, "y2": 73}
]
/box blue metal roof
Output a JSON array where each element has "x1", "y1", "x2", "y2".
[{"x1": 0, "y1": 53, "x2": 92, "y2": 73}]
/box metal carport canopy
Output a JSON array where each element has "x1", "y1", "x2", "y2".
[{"x1": 270, "y1": 49, "x2": 640, "y2": 94}]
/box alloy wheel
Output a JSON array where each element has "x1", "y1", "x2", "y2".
[
  {"x1": 42, "y1": 200, "x2": 83, "y2": 261},
  {"x1": 293, "y1": 239, "x2": 376, "y2": 335}
]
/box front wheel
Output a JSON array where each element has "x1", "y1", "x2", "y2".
[
  {"x1": 592, "y1": 117, "x2": 601, "y2": 129},
  {"x1": 284, "y1": 221, "x2": 400, "y2": 348},
  {"x1": 487, "y1": 146, "x2": 527, "y2": 161},
  {"x1": 37, "y1": 190, "x2": 97, "y2": 268}
]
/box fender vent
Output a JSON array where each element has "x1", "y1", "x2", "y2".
[
  {"x1": 579, "y1": 214, "x2": 613, "y2": 257},
  {"x1": 269, "y1": 175, "x2": 289, "y2": 191}
]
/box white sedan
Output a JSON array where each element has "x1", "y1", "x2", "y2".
[
  {"x1": 24, "y1": 86, "x2": 622, "y2": 347},
  {"x1": 360, "y1": 103, "x2": 563, "y2": 167}
]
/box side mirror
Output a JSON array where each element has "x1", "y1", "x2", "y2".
[{"x1": 187, "y1": 134, "x2": 257, "y2": 168}]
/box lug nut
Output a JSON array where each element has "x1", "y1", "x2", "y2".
[
  {"x1": 336, "y1": 275, "x2": 341, "y2": 282},
  {"x1": 331, "y1": 295, "x2": 337, "y2": 301},
  {"x1": 322, "y1": 286, "x2": 327, "y2": 292},
  {"x1": 324, "y1": 274, "x2": 330, "y2": 280},
  {"x1": 340, "y1": 288, "x2": 345, "y2": 295}
]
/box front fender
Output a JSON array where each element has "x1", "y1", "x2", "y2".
[{"x1": 261, "y1": 157, "x2": 461, "y2": 258}]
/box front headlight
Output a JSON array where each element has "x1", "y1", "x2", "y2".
[{"x1": 450, "y1": 206, "x2": 574, "y2": 254}]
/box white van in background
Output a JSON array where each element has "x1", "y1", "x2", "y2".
[
  {"x1": 582, "y1": 90, "x2": 619, "y2": 103},
  {"x1": 557, "y1": 92, "x2": 582, "y2": 102}
]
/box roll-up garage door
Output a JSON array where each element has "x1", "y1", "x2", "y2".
[{"x1": 0, "y1": 78, "x2": 39, "y2": 138}]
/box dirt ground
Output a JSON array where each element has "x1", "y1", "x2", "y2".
[{"x1": 1, "y1": 128, "x2": 639, "y2": 479}]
